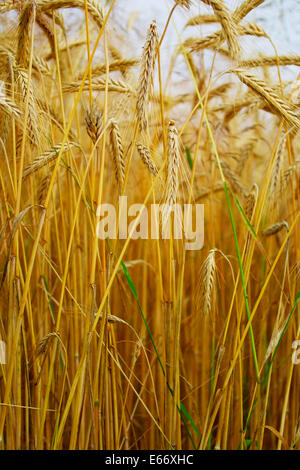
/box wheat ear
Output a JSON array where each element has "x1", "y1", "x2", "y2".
[
  {"x1": 17, "y1": 1, "x2": 34, "y2": 68},
  {"x1": 136, "y1": 143, "x2": 158, "y2": 177},
  {"x1": 136, "y1": 20, "x2": 158, "y2": 132},
  {"x1": 22, "y1": 143, "x2": 72, "y2": 178},
  {"x1": 15, "y1": 67, "x2": 39, "y2": 146},
  {"x1": 200, "y1": 249, "x2": 217, "y2": 316},
  {"x1": 185, "y1": 15, "x2": 218, "y2": 27},
  {"x1": 233, "y1": 69, "x2": 300, "y2": 129},
  {"x1": 233, "y1": 0, "x2": 266, "y2": 23},
  {"x1": 184, "y1": 23, "x2": 265, "y2": 53},
  {"x1": 0, "y1": 89, "x2": 21, "y2": 120},
  {"x1": 262, "y1": 221, "x2": 289, "y2": 237},
  {"x1": 163, "y1": 120, "x2": 180, "y2": 224},
  {"x1": 220, "y1": 160, "x2": 247, "y2": 199},
  {"x1": 185, "y1": 0, "x2": 266, "y2": 53},
  {"x1": 110, "y1": 118, "x2": 125, "y2": 189},
  {"x1": 75, "y1": 59, "x2": 138, "y2": 82},
  {"x1": 37, "y1": 0, "x2": 104, "y2": 29},
  {"x1": 239, "y1": 54, "x2": 300, "y2": 68},
  {"x1": 245, "y1": 183, "x2": 259, "y2": 221},
  {"x1": 200, "y1": 0, "x2": 241, "y2": 58},
  {"x1": 38, "y1": 174, "x2": 51, "y2": 205},
  {"x1": 0, "y1": 1, "x2": 19, "y2": 14},
  {"x1": 269, "y1": 135, "x2": 286, "y2": 207},
  {"x1": 63, "y1": 78, "x2": 133, "y2": 94},
  {"x1": 85, "y1": 108, "x2": 102, "y2": 144},
  {"x1": 36, "y1": 9, "x2": 55, "y2": 52},
  {"x1": 174, "y1": 0, "x2": 191, "y2": 8}
]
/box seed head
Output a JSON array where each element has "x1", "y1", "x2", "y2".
[
  {"x1": 175, "y1": 0, "x2": 192, "y2": 9},
  {"x1": 85, "y1": 108, "x2": 102, "y2": 144}
]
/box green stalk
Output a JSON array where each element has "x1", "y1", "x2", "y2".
[
  {"x1": 106, "y1": 240, "x2": 201, "y2": 448},
  {"x1": 223, "y1": 182, "x2": 260, "y2": 382}
]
